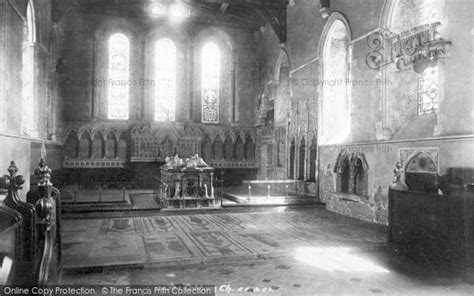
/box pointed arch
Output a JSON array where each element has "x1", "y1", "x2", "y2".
[
  {"x1": 106, "y1": 132, "x2": 117, "y2": 159},
  {"x1": 201, "y1": 135, "x2": 213, "y2": 161},
  {"x1": 195, "y1": 28, "x2": 234, "y2": 124},
  {"x1": 244, "y1": 136, "x2": 255, "y2": 161},
  {"x1": 65, "y1": 131, "x2": 79, "y2": 159},
  {"x1": 318, "y1": 12, "x2": 352, "y2": 145},
  {"x1": 274, "y1": 48, "x2": 291, "y2": 83},
  {"x1": 213, "y1": 136, "x2": 224, "y2": 160},
  {"x1": 224, "y1": 135, "x2": 234, "y2": 161},
  {"x1": 92, "y1": 132, "x2": 105, "y2": 159},
  {"x1": 117, "y1": 132, "x2": 128, "y2": 159},
  {"x1": 234, "y1": 135, "x2": 245, "y2": 161},
  {"x1": 79, "y1": 132, "x2": 92, "y2": 159}
]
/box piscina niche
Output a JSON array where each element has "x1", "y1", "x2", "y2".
[
  {"x1": 400, "y1": 148, "x2": 439, "y2": 193},
  {"x1": 334, "y1": 150, "x2": 369, "y2": 198}
]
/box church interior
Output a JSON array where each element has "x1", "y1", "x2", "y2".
[{"x1": 1, "y1": 0, "x2": 474, "y2": 294}]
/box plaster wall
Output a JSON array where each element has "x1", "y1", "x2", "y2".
[{"x1": 257, "y1": 0, "x2": 474, "y2": 224}]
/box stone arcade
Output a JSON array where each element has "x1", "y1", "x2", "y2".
[{"x1": 0, "y1": 0, "x2": 473, "y2": 294}]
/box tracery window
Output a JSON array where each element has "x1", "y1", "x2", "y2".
[
  {"x1": 107, "y1": 33, "x2": 130, "y2": 120},
  {"x1": 201, "y1": 42, "x2": 220, "y2": 123},
  {"x1": 417, "y1": 0, "x2": 441, "y2": 115},
  {"x1": 418, "y1": 67, "x2": 439, "y2": 115},
  {"x1": 391, "y1": 0, "x2": 442, "y2": 115},
  {"x1": 22, "y1": 0, "x2": 35, "y2": 135},
  {"x1": 155, "y1": 38, "x2": 176, "y2": 121}
]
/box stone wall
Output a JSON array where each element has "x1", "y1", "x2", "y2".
[
  {"x1": 0, "y1": 0, "x2": 64, "y2": 196},
  {"x1": 58, "y1": 12, "x2": 259, "y2": 127},
  {"x1": 257, "y1": 0, "x2": 474, "y2": 223}
]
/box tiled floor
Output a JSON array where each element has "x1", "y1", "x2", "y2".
[
  {"x1": 62, "y1": 206, "x2": 386, "y2": 269},
  {"x1": 62, "y1": 255, "x2": 472, "y2": 295},
  {"x1": 61, "y1": 206, "x2": 473, "y2": 295}
]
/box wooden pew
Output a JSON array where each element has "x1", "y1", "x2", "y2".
[{"x1": 0, "y1": 159, "x2": 61, "y2": 285}]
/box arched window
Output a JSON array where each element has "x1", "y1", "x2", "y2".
[
  {"x1": 155, "y1": 38, "x2": 176, "y2": 121},
  {"x1": 320, "y1": 17, "x2": 351, "y2": 145},
  {"x1": 201, "y1": 42, "x2": 220, "y2": 123},
  {"x1": 107, "y1": 33, "x2": 130, "y2": 120},
  {"x1": 22, "y1": 0, "x2": 36, "y2": 135},
  {"x1": 391, "y1": 0, "x2": 442, "y2": 116}
]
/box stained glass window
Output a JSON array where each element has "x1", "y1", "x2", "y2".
[
  {"x1": 320, "y1": 19, "x2": 351, "y2": 145},
  {"x1": 108, "y1": 33, "x2": 130, "y2": 120},
  {"x1": 418, "y1": 67, "x2": 439, "y2": 115},
  {"x1": 392, "y1": 0, "x2": 441, "y2": 115},
  {"x1": 22, "y1": 0, "x2": 35, "y2": 135},
  {"x1": 201, "y1": 43, "x2": 220, "y2": 123},
  {"x1": 418, "y1": 0, "x2": 441, "y2": 115},
  {"x1": 155, "y1": 39, "x2": 176, "y2": 121}
]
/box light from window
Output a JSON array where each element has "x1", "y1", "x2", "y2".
[
  {"x1": 418, "y1": 67, "x2": 439, "y2": 115},
  {"x1": 320, "y1": 19, "x2": 350, "y2": 145},
  {"x1": 155, "y1": 38, "x2": 176, "y2": 121},
  {"x1": 169, "y1": 2, "x2": 190, "y2": 22},
  {"x1": 418, "y1": 0, "x2": 441, "y2": 115},
  {"x1": 201, "y1": 42, "x2": 220, "y2": 123},
  {"x1": 392, "y1": 0, "x2": 441, "y2": 116},
  {"x1": 22, "y1": 0, "x2": 35, "y2": 135},
  {"x1": 108, "y1": 33, "x2": 130, "y2": 120}
]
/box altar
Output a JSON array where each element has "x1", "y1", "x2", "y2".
[{"x1": 159, "y1": 155, "x2": 218, "y2": 209}]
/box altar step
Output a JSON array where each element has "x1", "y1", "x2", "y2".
[
  {"x1": 61, "y1": 200, "x2": 132, "y2": 213},
  {"x1": 222, "y1": 187, "x2": 321, "y2": 207},
  {"x1": 61, "y1": 189, "x2": 161, "y2": 213}
]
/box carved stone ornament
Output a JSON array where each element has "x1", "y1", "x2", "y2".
[{"x1": 390, "y1": 162, "x2": 408, "y2": 190}]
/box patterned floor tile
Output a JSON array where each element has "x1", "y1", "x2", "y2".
[
  {"x1": 143, "y1": 234, "x2": 199, "y2": 262},
  {"x1": 62, "y1": 208, "x2": 387, "y2": 269},
  {"x1": 85, "y1": 235, "x2": 146, "y2": 267},
  {"x1": 183, "y1": 231, "x2": 254, "y2": 258}
]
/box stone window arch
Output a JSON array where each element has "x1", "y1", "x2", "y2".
[
  {"x1": 273, "y1": 49, "x2": 291, "y2": 124},
  {"x1": 318, "y1": 13, "x2": 352, "y2": 145},
  {"x1": 65, "y1": 131, "x2": 79, "y2": 159},
  {"x1": 194, "y1": 28, "x2": 234, "y2": 124}
]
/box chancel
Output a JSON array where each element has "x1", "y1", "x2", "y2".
[{"x1": 0, "y1": 0, "x2": 473, "y2": 294}]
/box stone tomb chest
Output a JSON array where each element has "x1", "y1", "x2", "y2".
[{"x1": 159, "y1": 155, "x2": 218, "y2": 209}]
